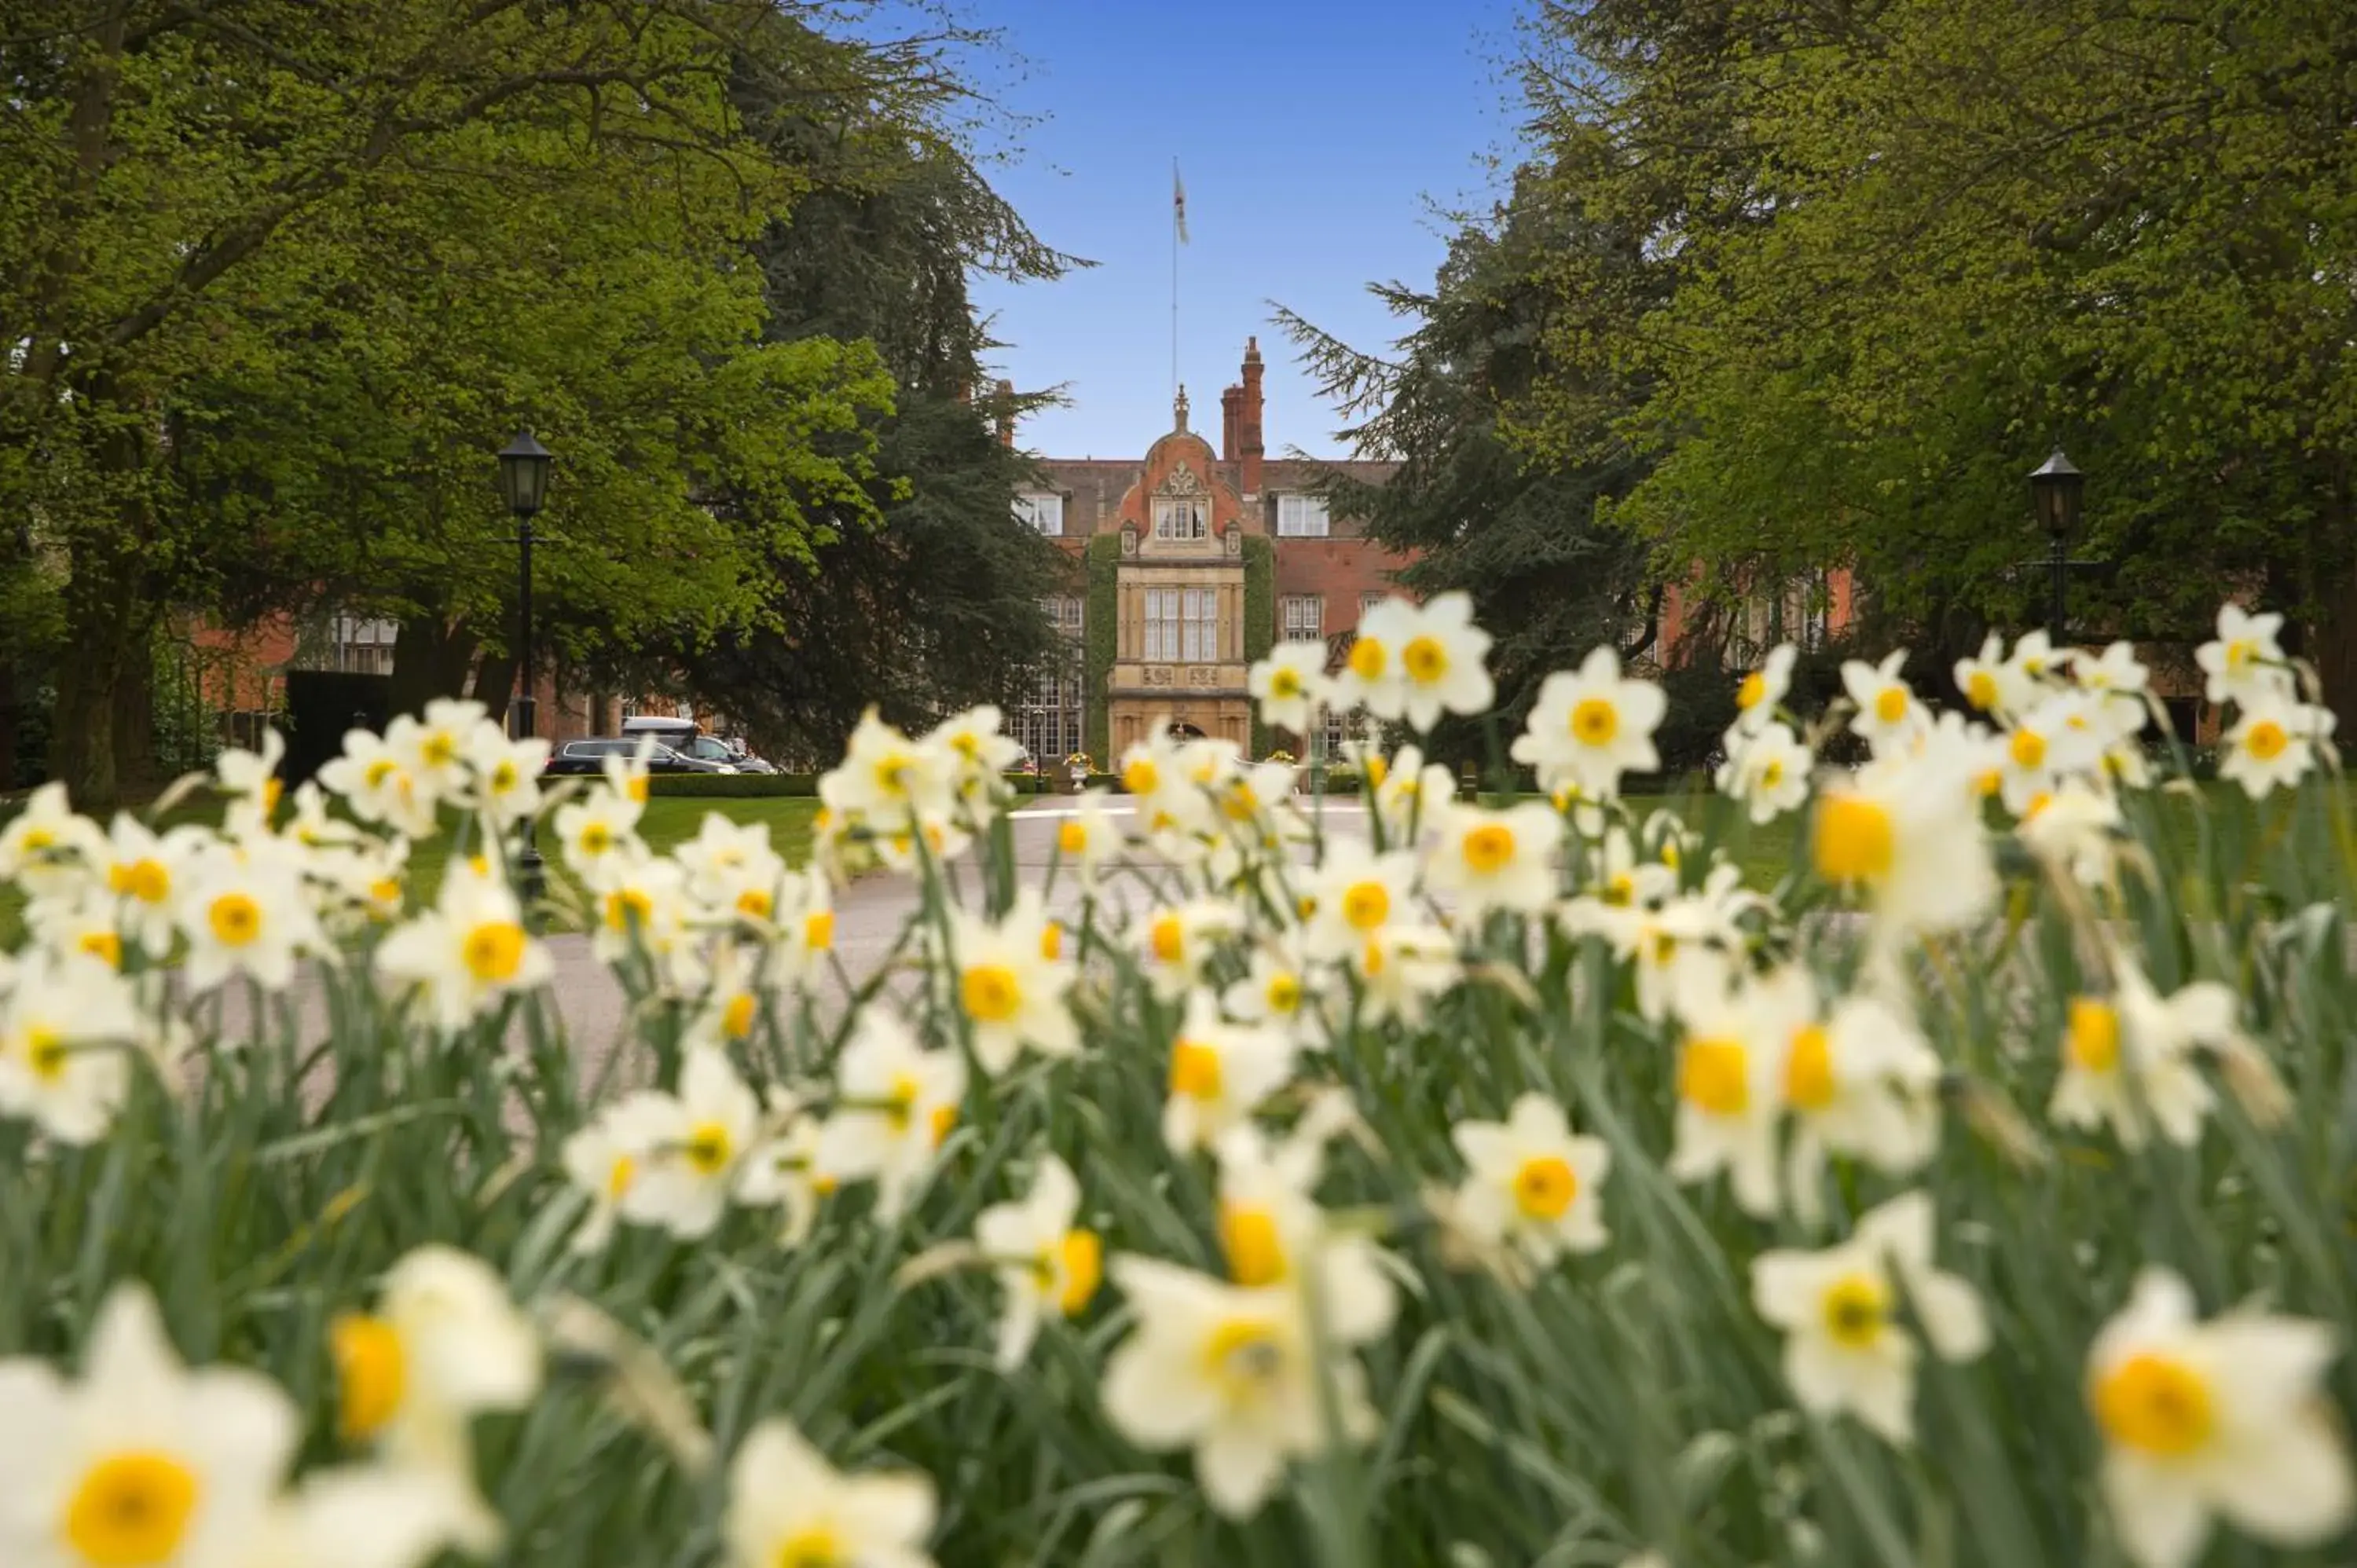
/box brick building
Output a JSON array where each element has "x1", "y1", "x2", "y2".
[{"x1": 1005, "y1": 337, "x2": 1405, "y2": 767}]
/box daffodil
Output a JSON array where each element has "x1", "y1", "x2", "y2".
[
  {"x1": 1512, "y1": 645, "x2": 1667, "y2": 800},
  {"x1": 2049, "y1": 958, "x2": 2231, "y2": 1149},
  {"x1": 1448, "y1": 1093, "x2": 1611, "y2": 1267},
  {"x1": 1731, "y1": 643, "x2": 1797, "y2": 737},
  {"x1": 559, "y1": 1097, "x2": 669, "y2": 1254},
  {"x1": 244, "y1": 1465, "x2": 474, "y2": 1568},
  {"x1": 941, "y1": 889, "x2": 1078, "y2": 1073},
  {"x1": 551, "y1": 787, "x2": 644, "y2": 882},
  {"x1": 588, "y1": 855, "x2": 696, "y2": 976},
  {"x1": 387, "y1": 699, "x2": 485, "y2": 804},
  {"x1": 1161, "y1": 991, "x2": 1298, "y2": 1155},
  {"x1": 724, "y1": 1419, "x2": 937, "y2": 1568},
  {"x1": 91, "y1": 811, "x2": 202, "y2": 958},
  {"x1": 1211, "y1": 1119, "x2": 1398, "y2": 1344},
  {"x1": 1809, "y1": 736, "x2": 1995, "y2": 937},
  {"x1": 374, "y1": 866, "x2": 549, "y2": 1034},
  {"x1": 1780, "y1": 984, "x2": 1943, "y2": 1222},
  {"x1": 924, "y1": 703, "x2": 1025, "y2": 812},
  {"x1": 823, "y1": 707, "x2": 954, "y2": 830},
  {"x1": 673, "y1": 813, "x2": 786, "y2": 916},
  {"x1": 1049, "y1": 787, "x2": 1127, "y2": 888},
  {"x1": 1250, "y1": 640, "x2": 1333, "y2": 735},
  {"x1": 213, "y1": 727, "x2": 288, "y2": 837},
  {"x1": 1099, "y1": 1255, "x2": 1376, "y2": 1519},
  {"x1": 1666, "y1": 981, "x2": 1787, "y2": 1217},
  {"x1": 1136, "y1": 898, "x2": 1243, "y2": 999},
  {"x1": 815, "y1": 1008, "x2": 967, "y2": 1222},
  {"x1": 2219, "y1": 694, "x2": 2333, "y2": 799},
  {"x1": 2194, "y1": 603, "x2": 2293, "y2": 709},
  {"x1": 1348, "y1": 921, "x2": 1461, "y2": 1028},
  {"x1": 753, "y1": 871, "x2": 839, "y2": 995},
  {"x1": 1302, "y1": 843, "x2": 1420, "y2": 962},
  {"x1": 0, "y1": 950, "x2": 141, "y2": 1145},
  {"x1": 0, "y1": 782, "x2": 104, "y2": 900},
  {"x1": 618, "y1": 1049, "x2": 765, "y2": 1240},
  {"x1": 464, "y1": 726, "x2": 548, "y2": 829},
  {"x1": 2086, "y1": 1268, "x2": 2353, "y2": 1568},
  {"x1": 1365, "y1": 742, "x2": 1455, "y2": 845},
  {"x1": 331, "y1": 1246, "x2": 541, "y2": 1553},
  {"x1": 1423, "y1": 800, "x2": 1561, "y2": 921},
  {"x1": 0, "y1": 1284, "x2": 296, "y2": 1568},
  {"x1": 1716, "y1": 721, "x2": 1813, "y2": 825},
  {"x1": 1334, "y1": 591, "x2": 1494, "y2": 732},
  {"x1": 1839, "y1": 650, "x2": 1926, "y2": 757},
  {"x1": 733, "y1": 1090, "x2": 830, "y2": 1247},
  {"x1": 176, "y1": 855, "x2": 321, "y2": 994},
  {"x1": 1751, "y1": 1191, "x2": 1989, "y2": 1445},
  {"x1": 318, "y1": 729, "x2": 438, "y2": 838},
  {"x1": 1222, "y1": 941, "x2": 1318, "y2": 1045},
  {"x1": 973, "y1": 1155, "x2": 1103, "y2": 1370},
  {"x1": 1561, "y1": 894, "x2": 1733, "y2": 1026}
]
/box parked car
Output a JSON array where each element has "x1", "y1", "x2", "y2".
[
  {"x1": 621, "y1": 714, "x2": 775, "y2": 773},
  {"x1": 543, "y1": 737, "x2": 736, "y2": 776},
  {"x1": 719, "y1": 738, "x2": 778, "y2": 775}
]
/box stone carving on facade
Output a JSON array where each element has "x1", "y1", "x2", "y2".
[
  {"x1": 1120, "y1": 522, "x2": 1138, "y2": 556},
  {"x1": 1186, "y1": 665, "x2": 1215, "y2": 687},
  {"x1": 1223, "y1": 526, "x2": 1242, "y2": 557},
  {"x1": 1142, "y1": 665, "x2": 1175, "y2": 687}
]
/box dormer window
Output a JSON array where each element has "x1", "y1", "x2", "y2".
[
  {"x1": 1014, "y1": 493, "x2": 1064, "y2": 536},
  {"x1": 1277, "y1": 494, "x2": 1330, "y2": 537},
  {"x1": 1153, "y1": 496, "x2": 1206, "y2": 540}
]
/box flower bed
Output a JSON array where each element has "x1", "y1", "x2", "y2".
[{"x1": 0, "y1": 599, "x2": 2351, "y2": 1568}]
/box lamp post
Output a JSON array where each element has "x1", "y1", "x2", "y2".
[
  {"x1": 2029, "y1": 446, "x2": 2085, "y2": 644},
  {"x1": 496, "y1": 428, "x2": 554, "y2": 899}
]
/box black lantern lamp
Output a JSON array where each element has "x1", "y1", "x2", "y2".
[
  {"x1": 2029, "y1": 446, "x2": 2084, "y2": 643},
  {"x1": 497, "y1": 428, "x2": 554, "y2": 901}
]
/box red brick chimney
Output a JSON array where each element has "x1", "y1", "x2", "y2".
[
  {"x1": 1219, "y1": 385, "x2": 1241, "y2": 461},
  {"x1": 995, "y1": 378, "x2": 1014, "y2": 448},
  {"x1": 1239, "y1": 337, "x2": 1264, "y2": 495}
]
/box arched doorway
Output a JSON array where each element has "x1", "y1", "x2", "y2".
[{"x1": 1166, "y1": 721, "x2": 1208, "y2": 741}]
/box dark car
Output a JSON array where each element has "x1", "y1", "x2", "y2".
[{"x1": 542, "y1": 737, "x2": 737, "y2": 777}]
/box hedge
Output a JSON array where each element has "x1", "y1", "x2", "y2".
[{"x1": 644, "y1": 773, "x2": 819, "y2": 798}]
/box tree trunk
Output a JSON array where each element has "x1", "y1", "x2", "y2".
[
  {"x1": 2303, "y1": 460, "x2": 2357, "y2": 735},
  {"x1": 471, "y1": 647, "x2": 518, "y2": 732},
  {"x1": 387, "y1": 615, "x2": 477, "y2": 720}
]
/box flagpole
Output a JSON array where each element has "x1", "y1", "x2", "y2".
[{"x1": 1171, "y1": 157, "x2": 1180, "y2": 402}]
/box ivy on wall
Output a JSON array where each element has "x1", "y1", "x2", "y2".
[
  {"x1": 1241, "y1": 533, "x2": 1274, "y2": 757},
  {"x1": 1084, "y1": 533, "x2": 1120, "y2": 764}
]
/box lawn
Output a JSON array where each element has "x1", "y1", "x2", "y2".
[{"x1": 0, "y1": 793, "x2": 827, "y2": 948}]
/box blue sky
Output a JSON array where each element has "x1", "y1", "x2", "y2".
[{"x1": 960, "y1": 0, "x2": 1528, "y2": 460}]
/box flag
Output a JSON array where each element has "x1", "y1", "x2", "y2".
[{"x1": 1172, "y1": 161, "x2": 1189, "y2": 245}]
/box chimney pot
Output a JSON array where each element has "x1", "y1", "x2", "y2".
[{"x1": 1220, "y1": 385, "x2": 1242, "y2": 462}]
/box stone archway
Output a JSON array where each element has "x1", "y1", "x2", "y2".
[{"x1": 1167, "y1": 721, "x2": 1208, "y2": 741}]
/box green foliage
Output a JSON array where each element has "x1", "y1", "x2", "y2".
[
  {"x1": 0, "y1": 2, "x2": 1019, "y2": 803},
  {"x1": 1241, "y1": 534, "x2": 1275, "y2": 757},
  {"x1": 1505, "y1": 0, "x2": 2357, "y2": 713},
  {"x1": 1084, "y1": 534, "x2": 1122, "y2": 765},
  {"x1": 670, "y1": 86, "x2": 1077, "y2": 763},
  {"x1": 645, "y1": 774, "x2": 820, "y2": 800}
]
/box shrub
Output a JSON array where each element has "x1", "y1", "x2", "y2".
[{"x1": 645, "y1": 771, "x2": 819, "y2": 797}]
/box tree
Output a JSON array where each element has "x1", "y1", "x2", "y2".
[
  {"x1": 671, "y1": 82, "x2": 1079, "y2": 761},
  {"x1": 0, "y1": 0, "x2": 981, "y2": 804},
  {"x1": 1508, "y1": 0, "x2": 2357, "y2": 714},
  {"x1": 1276, "y1": 159, "x2": 1662, "y2": 758}
]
